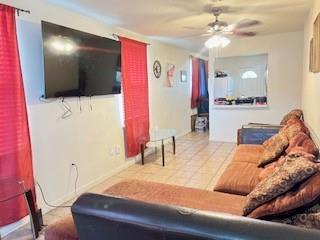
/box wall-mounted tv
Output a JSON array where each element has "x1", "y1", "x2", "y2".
[{"x1": 41, "y1": 21, "x2": 121, "y2": 98}]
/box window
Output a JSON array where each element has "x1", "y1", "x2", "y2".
[{"x1": 241, "y1": 70, "x2": 258, "y2": 79}]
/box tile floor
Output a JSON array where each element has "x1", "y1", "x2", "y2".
[{"x1": 3, "y1": 132, "x2": 236, "y2": 240}]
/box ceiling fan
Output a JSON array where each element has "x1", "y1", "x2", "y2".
[{"x1": 184, "y1": 6, "x2": 262, "y2": 38}]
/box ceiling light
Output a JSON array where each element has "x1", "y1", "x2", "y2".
[{"x1": 204, "y1": 35, "x2": 230, "y2": 49}]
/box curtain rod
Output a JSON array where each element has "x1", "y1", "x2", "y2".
[
  {"x1": 112, "y1": 33, "x2": 151, "y2": 46},
  {"x1": 12, "y1": 6, "x2": 31, "y2": 16}
]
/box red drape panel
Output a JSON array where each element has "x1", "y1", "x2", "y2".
[
  {"x1": 191, "y1": 57, "x2": 200, "y2": 109},
  {"x1": 120, "y1": 37, "x2": 150, "y2": 157},
  {"x1": 0, "y1": 4, "x2": 36, "y2": 226}
]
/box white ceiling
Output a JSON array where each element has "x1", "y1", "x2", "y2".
[{"x1": 48, "y1": 0, "x2": 313, "y2": 53}]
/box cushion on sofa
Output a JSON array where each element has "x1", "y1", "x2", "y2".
[
  {"x1": 249, "y1": 172, "x2": 320, "y2": 219},
  {"x1": 214, "y1": 162, "x2": 262, "y2": 196},
  {"x1": 280, "y1": 122, "x2": 310, "y2": 140},
  {"x1": 232, "y1": 144, "x2": 264, "y2": 164},
  {"x1": 293, "y1": 212, "x2": 320, "y2": 229},
  {"x1": 258, "y1": 134, "x2": 288, "y2": 167},
  {"x1": 286, "y1": 132, "x2": 318, "y2": 157},
  {"x1": 104, "y1": 179, "x2": 246, "y2": 215},
  {"x1": 45, "y1": 215, "x2": 78, "y2": 240},
  {"x1": 258, "y1": 156, "x2": 286, "y2": 182},
  {"x1": 243, "y1": 156, "x2": 318, "y2": 216},
  {"x1": 280, "y1": 109, "x2": 303, "y2": 125},
  {"x1": 287, "y1": 148, "x2": 317, "y2": 162}
]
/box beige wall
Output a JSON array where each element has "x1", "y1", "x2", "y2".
[
  {"x1": 0, "y1": 0, "x2": 199, "y2": 235},
  {"x1": 209, "y1": 31, "x2": 304, "y2": 142},
  {"x1": 302, "y1": 0, "x2": 320, "y2": 141},
  {"x1": 148, "y1": 41, "x2": 195, "y2": 135}
]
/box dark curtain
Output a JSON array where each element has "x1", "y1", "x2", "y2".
[
  {"x1": 0, "y1": 4, "x2": 36, "y2": 226},
  {"x1": 198, "y1": 59, "x2": 209, "y2": 114}
]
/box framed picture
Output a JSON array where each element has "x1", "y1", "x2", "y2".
[
  {"x1": 180, "y1": 70, "x2": 187, "y2": 82},
  {"x1": 310, "y1": 38, "x2": 315, "y2": 72},
  {"x1": 166, "y1": 63, "x2": 175, "y2": 87},
  {"x1": 312, "y1": 13, "x2": 320, "y2": 73}
]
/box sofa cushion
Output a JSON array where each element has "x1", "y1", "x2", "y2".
[
  {"x1": 280, "y1": 122, "x2": 310, "y2": 140},
  {"x1": 293, "y1": 212, "x2": 320, "y2": 229},
  {"x1": 249, "y1": 172, "x2": 320, "y2": 219},
  {"x1": 280, "y1": 109, "x2": 303, "y2": 125},
  {"x1": 104, "y1": 179, "x2": 246, "y2": 216},
  {"x1": 286, "y1": 132, "x2": 318, "y2": 157},
  {"x1": 45, "y1": 215, "x2": 78, "y2": 240},
  {"x1": 258, "y1": 156, "x2": 286, "y2": 182},
  {"x1": 243, "y1": 156, "x2": 318, "y2": 216},
  {"x1": 232, "y1": 144, "x2": 264, "y2": 164},
  {"x1": 258, "y1": 134, "x2": 288, "y2": 167},
  {"x1": 214, "y1": 162, "x2": 262, "y2": 196}
]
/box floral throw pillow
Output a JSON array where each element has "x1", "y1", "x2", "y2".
[
  {"x1": 258, "y1": 134, "x2": 289, "y2": 167},
  {"x1": 280, "y1": 109, "x2": 303, "y2": 125},
  {"x1": 293, "y1": 212, "x2": 320, "y2": 229},
  {"x1": 243, "y1": 156, "x2": 318, "y2": 216}
]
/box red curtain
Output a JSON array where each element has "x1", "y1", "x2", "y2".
[
  {"x1": 191, "y1": 57, "x2": 200, "y2": 109},
  {"x1": 120, "y1": 37, "x2": 150, "y2": 157},
  {"x1": 0, "y1": 4, "x2": 36, "y2": 226}
]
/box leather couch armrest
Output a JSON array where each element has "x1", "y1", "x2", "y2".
[{"x1": 72, "y1": 193, "x2": 320, "y2": 240}]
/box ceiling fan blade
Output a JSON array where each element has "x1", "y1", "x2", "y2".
[
  {"x1": 203, "y1": 4, "x2": 246, "y2": 14},
  {"x1": 234, "y1": 19, "x2": 262, "y2": 29},
  {"x1": 232, "y1": 31, "x2": 256, "y2": 37},
  {"x1": 183, "y1": 26, "x2": 205, "y2": 31},
  {"x1": 177, "y1": 32, "x2": 212, "y2": 39},
  {"x1": 200, "y1": 33, "x2": 213, "y2": 37}
]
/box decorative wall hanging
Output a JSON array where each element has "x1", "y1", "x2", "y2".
[
  {"x1": 153, "y1": 60, "x2": 161, "y2": 78},
  {"x1": 311, "y1": 13, "x2": 320, "y2": 73},
  {"x1": 166, "y1": 63, "x2": 175, "y2": 87},
  {"x1": 180, "y1": 70, "x2": 187, "y2": 82},
  {"x1": 310, "y1": 38, "x2": 315, "y2": 72}
]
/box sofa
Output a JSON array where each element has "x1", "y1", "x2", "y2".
[{"x1": 45, "y1": 109, "x2": 320, "y2": 239}]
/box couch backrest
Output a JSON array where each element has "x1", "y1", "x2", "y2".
[{"x1": 71, "y1": 193, "x2": 320, "y2": 240}]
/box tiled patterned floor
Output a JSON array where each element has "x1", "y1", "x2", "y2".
[{"x1": 3, "y1": 132, "x2": 236, "y2": 240}]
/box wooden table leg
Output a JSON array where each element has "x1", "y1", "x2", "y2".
[
  {"x1": 140, "y1": 143, "x2": 145, "y2": 165},
  {"x1": 161, "y1": 140, "x2": 165, "y2": 167},
  {"x1": 172, "y1": 136, "x2": 176, "y2": 155}
]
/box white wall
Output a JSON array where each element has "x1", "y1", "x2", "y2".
[
  {"x1": 148, "y1": 41, "x2": 194, "y2": 135},
  {"x1": 209, "y1": 31, "x2": 304, "y2": 142},
  {"x1": 0, "y1": 0, "x2": 197, "y2": 235},
  {"x1": 302, "y1": 0, "x2": 320, "y2": 141}
]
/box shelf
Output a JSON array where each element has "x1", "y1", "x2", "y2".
[{"x1": 212, "y1": 104, "x2": 269, "y2": 110}]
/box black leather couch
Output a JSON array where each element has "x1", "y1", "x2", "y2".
[{"x1": 71, "y1": 193, "x2": 320, "y2": 240}]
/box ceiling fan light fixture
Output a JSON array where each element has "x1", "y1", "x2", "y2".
[{"x1": 204, "y1": 35, "x2": 230, "y2": 49}]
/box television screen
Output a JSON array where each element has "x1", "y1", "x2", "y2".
[{"x1": 41, "y1": 21, "x2": 121, "y2": 98}]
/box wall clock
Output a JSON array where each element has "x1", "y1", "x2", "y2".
[{"x1": 153, "y1": 60, "x2": 162, "y2": 79}]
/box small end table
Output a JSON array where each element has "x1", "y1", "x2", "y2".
[{"x1": 140, "y1": 128, "x2": 176, "y2": 166}]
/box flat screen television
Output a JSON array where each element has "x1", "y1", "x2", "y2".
[{"x1": 41, "y1": 21, "x2": 121, "y2": 98}]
